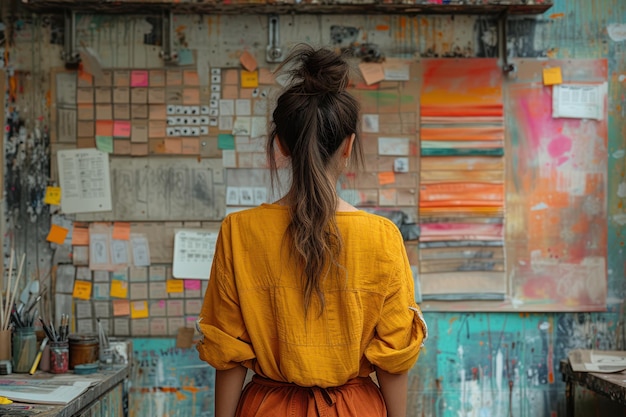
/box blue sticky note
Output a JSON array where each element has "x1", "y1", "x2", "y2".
[
  {"x1": 218, "y1": 134, "x2": 235, "y2": 150},
  {"x1": 177, "y1": 48, "x2": 194, "y2": 66}
]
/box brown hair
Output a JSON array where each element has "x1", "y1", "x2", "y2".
[{"x1": 268, "y1": 44, "x2": 362, "y2": 315}]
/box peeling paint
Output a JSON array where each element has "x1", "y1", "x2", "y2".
[{"x1": 607, "y1": 23, "x2": 626, "y2": 42}]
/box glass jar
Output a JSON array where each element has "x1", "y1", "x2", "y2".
[
  {"x1": 69, "y1": 334, "x2": 99, "y2": 369},
  {"x1": 50, "y1": 341, "x2": 69, "y2": 374},
  {"x1": 12, "y1": 327, "x2": 36, "y2": 373}
]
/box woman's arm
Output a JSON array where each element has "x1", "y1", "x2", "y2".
[
  {"x1": 375, "y1": 367, "x2": 409, "y2": 417},
  {"x1": 215, "y1": 365, "x2": 248, "y2": 417}
]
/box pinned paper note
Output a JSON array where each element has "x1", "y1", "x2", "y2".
[
  {"x1": 130, "y1": 70, "x2": 149, "y2": 87},
  {"x1": 113, "y1": 121, "x2": 131, "y2": 137},
  {"x1": 47, "y1": 224, "x2": 69, "y2": 245},
  {"x1": 110, "y1": 280, "x2": 129, "y2": 298},
  {"x1": 167, "y1": 279, "x2": 184, "y2": 293},
  {"x1": 218, "y1": 134, "x2": 236, "y2": 150},
  {"x1": 112, "y1": 222, "x2": 131, "y2": 240},
  {"x1": 240, "y1": 51, "x2": 258, "y2": 72},
  {"x1": 241, "y1": 71, "x2": 259, "y2": 88},
  {"x1": 184, "y1": 280, "x2": 201, "y2": 291},
  {"x1": 73, "y1": 280, "x2": 92, "y2": 300},
  {"x1": 130, "y1": 301, "x2": 149, "y2": 319},
  {"x1": 543, "y1": 67, "x2": 563, "y2": 85},
  {"x1": 112, "y1": 299, "x2": 130, "y2": 316},
  {"x1": 71, "y1": 226, "x2": 89, "y2": 246},
  {"x1": 378, "y1": 171, "x2": 396, "y2": 185},
  {"x1": 96, "y1": 136, "x2": 113, "y2": 153},
  {"x1": 359, "y1": 63, "x2": 385, "y2": 86},
  {"x1": 44, "y1": 186, "x2": 61, "y2": 205}
]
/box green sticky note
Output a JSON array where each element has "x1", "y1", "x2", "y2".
[
  {"x1": 218, "y1": 134, "x2": 235, "y2": 150},
  {"x1": 96, "y1": 136, "x2": 113, "y2": 153}
]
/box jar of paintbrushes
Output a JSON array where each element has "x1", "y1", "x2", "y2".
[{"x1": 12, "y1": 326, "x2": 36, "y2": 373}]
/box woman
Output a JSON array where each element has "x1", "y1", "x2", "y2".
[{"x1": 197, "y1": 44, "x2": 427, "y2": 417}]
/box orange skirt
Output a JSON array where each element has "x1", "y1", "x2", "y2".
[{"x1": 235, "y1": 375, "x2": 387, "y2": 417}]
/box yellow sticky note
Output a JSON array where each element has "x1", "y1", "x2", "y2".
[
  {"x1": 378, "y1": 171, "x2": 396, "y2": 185},
  {"x1": 543, "y1": 67, "x2": 563, "y2": 85},
  {"x1": 241, "y1": 70, "x2": 258, "y2": 88},
  {"x1": 110, "y1": 280, "x2": 128, "y2": 298},
  {"x1": 46, "y1": 224, "x2": 69, "y2": 245},
  {"x1": 130, "y1": 301, "x2": 149, "y2": 319},
  {"x1": 73, "y1": 280, "x2": 92, "y2": 300},
  {"x1": 167, "y1": 279, "x2": 184, "y2": 293},
  {"x1": 44, "y1": 186, "x2": 61, "y2": 205}
]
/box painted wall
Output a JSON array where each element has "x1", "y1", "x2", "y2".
[{"x1": 1, "y1": 0, "x2": 625, "y2": 416}]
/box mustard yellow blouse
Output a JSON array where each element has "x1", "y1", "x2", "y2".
[{"x1": 197, "y1": 203, "x2": 427, "y2": 388}]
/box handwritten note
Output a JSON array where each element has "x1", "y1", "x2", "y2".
[
  {"x1": 57, "y1": 149, "x2": 112, "y2": 214},
  {"x1": 130, "y1": 70, "x2": 149, "y2": 87},
  {"x1": 131, "y1": 234, "x2": 151, "y2": 267},
  {"x1": 73, "y1": 280, "x2": 92, "y2": 300},
  {"x1": 96, "y1": 136, "x2": 114, "y2": 153},
  {"x1": 167, "y1": 279, "x2": 184, "y2": 293},
  {"x1": 543, "y1": 67, "x2": 563, "y2": 85},
  {"x1": 173, "y1": 230, "x2": 218, "y2": 279},
  {"x1": 241, "y1": 71, "x2": 259, "y2": 88},
  {"x1": 130, "y1": 301, "x2": 149, "y2": 319},
  {"x1": 378, "y1": 171, "x2": 396, "y2": 185},
  {"x1": 184, "y1": 280, "x2": 201, "y2": 290},
  {"x1": 71, "y1": 226, "x2": 89, "y2": 246},
  {"x1": 44, "y1": 186, "x2": 61, "y2": 205},
  {"x1": 110, "y1": 280, "x2": 128, "y2": 298},
  {"x1": 47, "y1": 224, "x2": 69, "y2": 245},
  {"x1": 113, "y1": 121, "x2": 131, "y2": 137},
  {"x1": 112, "y1": 299, "x2": 130, "y2": 316}
]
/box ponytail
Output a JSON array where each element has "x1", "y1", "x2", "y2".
[{"x1": 268, "y1": 44, "x2": 362, "y2": 315}]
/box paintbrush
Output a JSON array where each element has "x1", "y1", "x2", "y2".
[{"x1": 29, "y1": 337, "x2": 48, "y2": 375}]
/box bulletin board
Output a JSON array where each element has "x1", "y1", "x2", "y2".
[{"x1": 46, "y1": 57, "x2": 608, "y2": 340}]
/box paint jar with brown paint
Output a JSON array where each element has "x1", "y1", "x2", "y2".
[{"x1": 69, "y1": 334, "x2": 99, "y2": 370}]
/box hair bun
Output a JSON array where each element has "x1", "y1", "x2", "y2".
[{"x1": 284, "y1": 45, "x2": 351, "y2": 95}]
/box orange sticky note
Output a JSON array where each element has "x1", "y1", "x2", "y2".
[
  {"x1": 182, "y1": 88, "x2": 200, "y2": 105},
  {"x1": 543, "y1": 67, "x2": 563, "y2": 85},
  {"x1": 95, "y1": 120, "x2": 114, "y2": 136},
  {"x1": 130, "y1": 301, "x2": 149, "y2": 319},
  {"x1": 378, "y1": 171, "x2": 396, "y2": 185},
  {"x1": 110, "y1": 280, "x2": 128, "y2": 298},
  {"x1": 44, "y1": 186, "x2": 61, "y2": 205},
  {"x1": 241, "y1": 70, "x2": 258, "y2": 88},
  {"x1": 359, "y1": 63, "x2": 385, "y2": 86},
  {"x1": 113, "y1": 120, "x2": 131, "y2": 137},
  {"x1": 46, "y1": 224, "x2": 69, "y2": 245},
  {"x1": 112, "y1": 222, "x2": 131, "y2": 240},
  {"x1": 166, "y1": 279, "x2": 184, "y2": 293},
  {"x1": 239, "y1": 50, "x2": 258, "y2": 72},
  {"x1": 112, "y1": 299, "x2": 130, "y2": 316},
  {"x1": 71, "y1": 226, "x2": 90, "y2": 246},
  {"x1": 73, "y1": 280, "x2": 92, "y2": 300}
]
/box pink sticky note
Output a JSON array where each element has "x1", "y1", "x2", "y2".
[
  {"x1": 158, "y1": 300, "x2": 166, "y2": 308},
  {"x1": 130, "y1": 70, "x2": 149, "y2": 87},
  {"x1": 184, "y1": 280, "x2": 201, "y2": 290},
  {"x1": 113, "y1": 120, "x2": 131, "y2": 137}
]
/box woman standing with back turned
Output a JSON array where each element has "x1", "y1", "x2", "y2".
[{"x1": 197, "y1": 44, "x2": 427, "y2": 417}]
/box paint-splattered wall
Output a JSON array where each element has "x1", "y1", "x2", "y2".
[{"x1": 1, "y1": 0, "x2": 625, "y2": 416}]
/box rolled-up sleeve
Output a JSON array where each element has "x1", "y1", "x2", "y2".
[
  {"x1": 196, "y1": 221, "x2": 256, "y2": 370},
  {"x1": 364, "y1": 244, "x2": 428, "y2": 374}
]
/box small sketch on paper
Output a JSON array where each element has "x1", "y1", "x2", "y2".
[
  {"x1": 90, "y1": 234, "x2": 110, "y2": 266},
  {"x1": 111, "y1": 239, "x2": 129, "y2": 265},
  {"x1": 131, "y1": 234, "x2": 151, "y2": 267}
]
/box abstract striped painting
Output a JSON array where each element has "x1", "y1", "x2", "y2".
[{"x1": 418, "y1": 59, "x2": 506, "y2": 301}]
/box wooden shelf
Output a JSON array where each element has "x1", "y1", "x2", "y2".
[{"x1": 21, "y1": 0, "x2": 553, "y2": 16}]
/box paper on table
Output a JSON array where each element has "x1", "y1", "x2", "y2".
[
  {"x1": 0, "y1": 379, "x2": 91, "y2": 405},
  {"x1": 569, "y1": 349, "x2": 626, "y2": 373}
]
